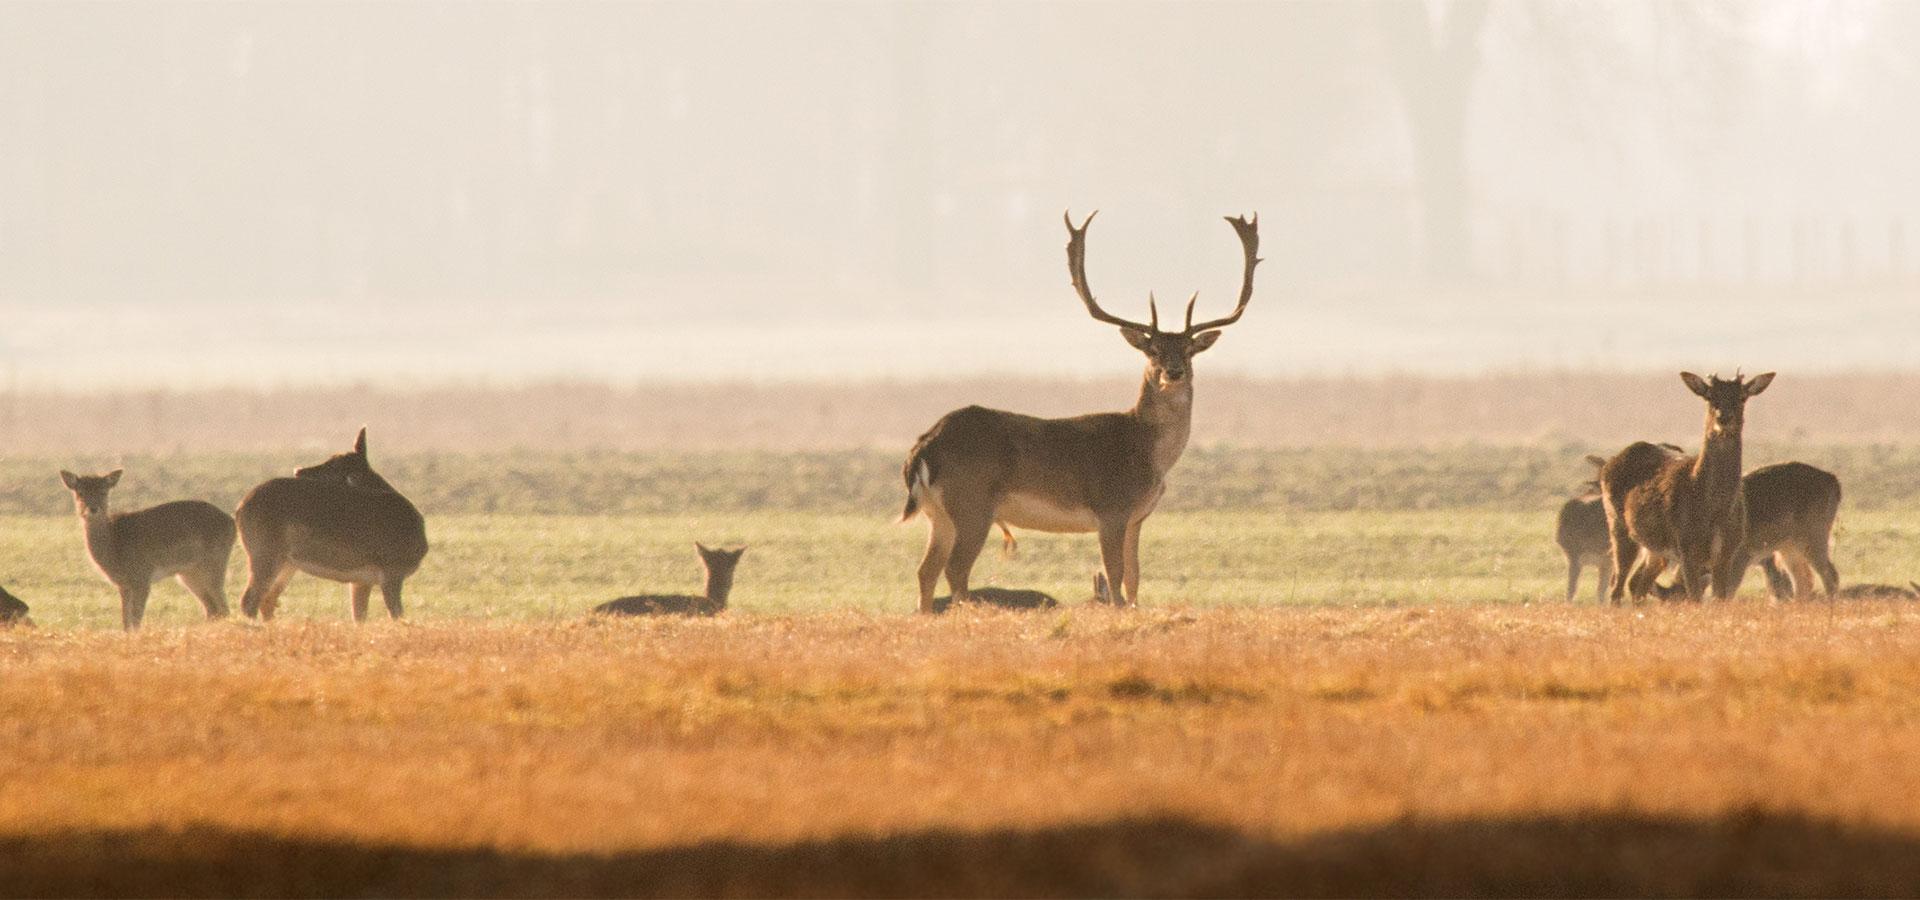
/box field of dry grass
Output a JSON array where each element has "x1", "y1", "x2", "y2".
[{"x1": 5, "y1": 605, "x2": 1920, "y2": 896}]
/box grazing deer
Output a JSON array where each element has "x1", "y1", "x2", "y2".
[
  {"x1": 1712, "y1": 462, "x2": 1842, "y2": 601},
  {"x1": 1600, "y1": 371, "x2": 1774, "y2": 603},
  {"x1": 930, "y1": 586, "x2": 1060, "y2": 614},
  {"x1": 595, "y1": 544, "x2": 744, "y2": 617},
  {"x1": 0, "y1": 585, "x2": 32, "y2": 627},
  {"x1": 58, "y1": 469, "x2": 235, "y2": 630},
  {"x1": 234, "y1": 428, "x2": 428, "y2": 621},
  {"x1": 900, "y1": 212, "x2": 1260, "y2": 613},
  {"x1": 1831, "y1": 582, "x2": 1920, "y2": 601}
]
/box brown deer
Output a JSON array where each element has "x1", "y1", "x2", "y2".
[
  {"x1": 234, "y1": 428, "x2": 428, "y2": 621},
  {"x1": 1832, "y1": 582, "x2": 1920, "y2": 601},
  {"x1": 899, "y1": 212, "x2": 1260, "y2": 613},
  {"x1": 0, "y1": 584, "x2": 32, "y2": 627},
  {"x1": 1555, "y1": 455, "x2": 1612, "y2": 603},
  {"x1": 1600, "y1": 371, "x2": 1774, "y2": 603},
  {"x1": 595, "y1": 544, "x2": 744, "y2": 617},
  {"x1": 1712, "y1": 462, "x2": 1842, "y2": 601},
  {"x1": 930, "y1": 586, "x2": 1061, "y2": 614},
  {"x1": 58, "y1": 469, "x2": 235, "y2": 630}
]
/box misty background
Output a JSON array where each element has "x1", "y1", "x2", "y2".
[{"x1": 2, "y1": 0, "x2": 1917, "y2": 388}]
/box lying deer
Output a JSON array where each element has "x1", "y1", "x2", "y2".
[
  {"x1": 901, "y1": 212, "x2": 1261, "y2": 612},
  {"x1": 1601, "y1": 372, "x2": 1774, "y2": 603},
  {"x1": 59, "y1": 469, "x2": 235, "y2": 630},
  {"x1": 0, "y1": 585, "x2": 32, "y2": 627},
  {"x1": 595, "y1": 544, "x2": 744, "y2": 617},
  {"x1": 930, "y1": 586, "x2": 1060, "y2": 614},
  {"x1": 235, "y1": 428, "x2": 428, "y2": 621}
]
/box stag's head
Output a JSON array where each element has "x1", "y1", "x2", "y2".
[
  {"x1": 59, "y1": 469, "x2": 121, "y2": 518},
  {"x1": 1064, "y1": 211, "x2": 1260, "y2": 392},
  {"x1": 1680, "y1": 371, "x2": 1774, "y2": 436},
  {"x1": 295, "y1": 427, "x2": 378, "y2": 487}
]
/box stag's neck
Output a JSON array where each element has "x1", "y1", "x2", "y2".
[
  {"x1": 1130, "y1": 368, "x2": 1195, "y2": 477},
  {"x1": 1693, "y1": 425, "x2": 1744, "y2": 507}
]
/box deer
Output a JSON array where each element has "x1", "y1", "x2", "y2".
[
  {"x1": 1710, "y1": 461, "x2": 1842, "y2": 601},
  {"x1": 930, "y1": 586, "x2": 1061, "y2": 614},
  {"x1": 1558, "y1": 447, "x2": 1684, "y2": 602},
  {"x1": 899, "y1": 211, "x2": 1260, "y2": 613},
  {"x1": 1832, "y1": 582, "x2": 1920, "y2": 601},
  {"x1": 1600, "y1": 371, "x2": 1774, "y2": 604},
  {"x1": 234, "y1": 428, "x2": 428, "y2": 622},
  {"x1": 594, "y1": 544, "x2": 744, "y2": 617},
  {"x1": 0, "y1": 585, "x2": 32, "y2": 627},
  {"x1": 58, "y1": 469, "x2": 235, "y2": 630}
]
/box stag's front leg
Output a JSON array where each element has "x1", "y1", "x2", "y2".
[{"x1": 1678, "y1": 542, "x2": 1712, "y2": 602}]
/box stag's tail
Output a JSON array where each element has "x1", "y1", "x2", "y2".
[{"x1": 899, "y1": 445, "x2": 934, "y2": 522}]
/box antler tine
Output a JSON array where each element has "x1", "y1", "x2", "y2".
[
  {"x1": 1185, "y1": 213, "x2": 1261, "y2": 334},
  {"x1": 1183, "y1": 292, "x2": 1198, "y2": 331},
  {"x1": 1064, "y1": 209, "x2": 1156, "y2": 333}
]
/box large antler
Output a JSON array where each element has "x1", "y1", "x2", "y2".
[
  {"x1": 1065, "y1": 210, "x2": 1159, "y2": 333},
  {"x1": 1183, "y1": 214, "x2": 1260, "y2": 334}
]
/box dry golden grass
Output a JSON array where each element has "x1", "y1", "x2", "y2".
[{"x1": 5, "y1": 604, "x2": 1920, "y2": 896}]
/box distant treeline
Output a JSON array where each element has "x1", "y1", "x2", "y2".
[
  {"x1": 7, "y1": 444, "x2": 1920, "y2": 518},
  {"x1": 8, "y1": 372, "x2": 1920, "y2": 455}
]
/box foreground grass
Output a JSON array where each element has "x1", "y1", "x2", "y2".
[
  {"x1": 9, "y1": 509, "x2": 1920, "y2": 629},
  {"x1": 4, "y1": 606, "x2": 1920, "y2": 896}
]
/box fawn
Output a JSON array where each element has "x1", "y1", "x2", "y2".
[
  {"x1": 595, "y1": 544, "x2": 745, "y2": 617},
  {"x1": 59, "y1": 469, "x2": 235, "y2": 630},
  {"x1": 931, "y1": 586, "x2": 1061, "y2": 614}
]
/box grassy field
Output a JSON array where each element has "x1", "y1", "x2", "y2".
[
  {"x1": 7, "y1": 445, "x2": 1920, "y2": 895},
  {"x1": 7, "y1": 606, "x2": 1920, "y2": 895}
]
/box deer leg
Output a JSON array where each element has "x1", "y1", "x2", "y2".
[
  {"x1": 916, "y1": 512, "x2": 956, "y2": 615},
  {"x1": 1784, "y1": 552, "x2": 1817, "y2": 603},
  {"x1": 1097, "y1": 520, "x2": 1130, "y2": 608},
  {"x1": 1607, "y1": 525, "x2": 1639, "y2": 605},
  {"x1": 1760, "y1": 553, "x2": 1794, "y2": 601},
  {"x1": 1121, "y1": 519, "x2": 1143, "y2": 606},
  {"x1": 943, "y1": 512, "x2": 993, "y2": 609},
  {"x1": 239, "y1": 540, "x2": 286, "y2": 619},
  {"x1": 1712, "y1": 546, "x2": 1753, "y2": 601},
  {"x1": 1804, "y1": 542, "x2": 1841, "y2": 599},
  {"x1": 176, "y1": 564, "x2": 230, "y2": 620},
  {"x1": 253, "y1": 565, "x2": 296, "y2": 622},
  {"x1": 1628, "y1": 554, "x2": 1665, "y2": 602},
  {"x1": 118, "y1": 580, "x2": 151, "y2": 631},
  {"x1": 379, "y1": 576, "x2": 406, "y2": 620},
  {"x1": 349, "y1": 582, "x2": 373, "y2": 622},
  {"x1": 1678, "y1": 544, "x2": 1712, "y2": 603},
  {"x1": 1564, "y1": 553, "x2": 1581, "y2": 603},
  {"x1": 1595, "y1": 556, "x2": 1612, "y2": 605}
]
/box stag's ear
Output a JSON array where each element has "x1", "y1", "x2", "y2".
[
  {"x1": 1679, "y1": 372, "x2": 1710, "y2": 398},
  {"x1": 59, "y1": 470, "x2": 79, "y2": 490},
  {"x1": 1744, "y1": 372, "x2": 1776, "y2": 397},
  {"x1": 1120, "y1": 327, "x2": 1154, "y2": 352},
  {"x1": 1188, "y1": 330, "x2": 1223, "y2": 355},
  {"x1": 1585, "y1": 454, "x2": 1608, "y2": 468},
  {"x1": 353, "y1": 427, "x2": 368, "y2": 456},
  {"x1": 104, "y1": 469, "x2": 122, "y2": 487}
]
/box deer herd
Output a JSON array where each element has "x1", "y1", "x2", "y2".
[{"x1": 4, "y1": 212, "x2": 1915, "y2": 630}]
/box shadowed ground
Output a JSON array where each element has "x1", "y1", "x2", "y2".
[{"x1": 5, "y1": 811, "x2": 1919, "y2": 898}]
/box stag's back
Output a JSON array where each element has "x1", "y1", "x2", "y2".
[{"x1": 1741, "y1": 462, "x2": 1841, "y2": 552}]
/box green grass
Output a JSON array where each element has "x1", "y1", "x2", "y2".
[{"x1": 10, "y1": 509, "x2": 1920, "y2": 631}]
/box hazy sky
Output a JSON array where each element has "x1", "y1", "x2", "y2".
[{"x1": 2, "y1": 1, "x2": 1915, "y2": 387}]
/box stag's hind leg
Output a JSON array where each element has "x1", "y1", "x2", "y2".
[
  {"x1": 915, "y1": 510, "x2": 956, "y2": 615},
  {"x1": 379, "y1": 575, "x2": 405, "y2": 620},
  {"x1": 1564, "y1": 552, "x2": 1582, "y2": 603},
  {"x1": 1804, "y1": 541, "x2": 1841, "y2": 599},
  {"x1": 177, "y1": 563, "x2": 230, "y2": 620},
  {"x1": 942, "y1": 512, "x2": 994, "y2": 611},
  {"x1": 1606, "y1": 520, "x2": 1640, "y2": 605}
]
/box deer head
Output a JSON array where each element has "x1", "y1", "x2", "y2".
[
  {"x1": 295, "y1": 428, "x2": 390, "y2": 492},
  {"x1": 1064, "y1": 211, "x2": 1260, "y2": 391},
  {"x1": 59, "y1": 469, "x2": 122, "y2": 518},
  {"x1": 1680, "y1": 371, "x2": 1774, "y2": 437}
]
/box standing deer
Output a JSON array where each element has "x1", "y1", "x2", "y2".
[
  {"x1": 234, "y1": 428, "x2": 428, "y2": 621},
  {"x1": 594, "y1": 543, "x2": 745, "y2": 617},
  {"x1": 1713, "y1": 461, "x2": 1842, "y2": 601},
  {"x1": 1555, "y1": 455, "x2": 1612, "y2": 603},
  {"x1": 1600, "y1": 371, "x2": 1774, "y2": 603},
  {"x1": 58, "y1": 469, "x2": 235, "y2": 630},
  {"x1": 900, "y1": 212, "x2": 1260, "y2": 612}
]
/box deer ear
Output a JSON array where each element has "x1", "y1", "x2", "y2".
[
  {"x1": 1188, "y1": 330, "x2": 1222, "y2": 355},
  {"x1": 695, "y1": 542, "x2": 711, "y2": 554},
  {"x1": 59, "y1": 470, "x2": 78, "y2": 490},
  {"x1": 1584, "y1": 454, "x2": 1608, "y2": 468},
  {"x1": 105, "y1": 469, "x2": 122, "y2": 487},
  {"x1": 1120, "y1": 327, "x2": 1153, "y2": 352},
  {"x1": 354, "y1": 427, "x2": 368, "y2": 456},
  {"x1": 1744, "y1": 372, "x2": 1775, "y2": 396},
  {"x1": 1679, "y1": 372, "x2": 1709, "y2": 398}
]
